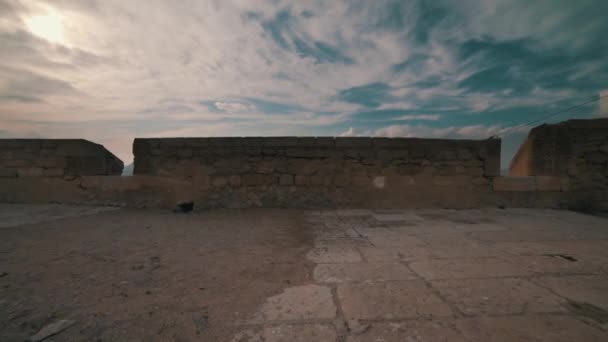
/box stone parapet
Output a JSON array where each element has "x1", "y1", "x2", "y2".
[{"x1": 0, "y1": 139, "x2": 123, "y2": 178}]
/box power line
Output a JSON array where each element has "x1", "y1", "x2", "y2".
[{"x1": 498, "y1": 93, "x2": 608, "y2": 137}]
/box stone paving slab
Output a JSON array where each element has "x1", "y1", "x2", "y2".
[
  {"x1": 372, "y1": 212, "x2": 424, "y2": 222},
  {"x1": 337, "y1": 281, "x2": 453, "y2": 320},
  {"x1": 346, "y1": 321, "x2": 468, "y2": 342},
  {"x1": 0, "y1": 203, "x2": 120, "y2": 228},
  {"x1": 251, "y1": 284, "x2": 336, "y2": 323},
  {"x1": 313, "y1": 263, "x2": 417, "y2": 283},
  {"x1": 491, "y1": 241, "x2": 560, "y2": 255},
  {"x1": 431, "y1": 278, "x2": 567, "y2": 315},
  {"x1": 358, "y1": 246, "x2": 431, "y2": 262},
  {"x1": 409, "y1": 258, "x2": 532, "y2": 280},
  {"x1": 306, "y1": 246, "x2": 363, "y2": 263},
  {"x1": 262, "y1": 324, "x2": 337, "y2": 342},
  {"x1": 425, "y1": 241, "x2": 508, "y2": 259},
  {"x1": 534, "y1": 275, "x2": 608, "y2": 311},
  {"x1": 509, "y1": 255, "x2": 604, "y2": 275},
  {"x1": 365, "y1": 233, "x2": 426, "y2": 248},
  {"x1": 454, "y1": 315, "x2": 608, "y2": 342}
]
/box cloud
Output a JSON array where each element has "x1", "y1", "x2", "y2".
[
  {"x1": 393, "y1": 114, "x2": 441, "y2": 121},
  {"x1": 599, "y1": 90, "x2": 608, "y2": 117},
  {"x1": 214, "y1": 101, "x2": 253, "y2": 113},
  {"x1": 0, "y1": 0, "x2": 606, "y2": 164}
]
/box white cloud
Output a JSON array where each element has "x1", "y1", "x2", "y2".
[
  {"x1": 342, "y1": 123, "x2": 528, "y2": 140},
  {"x1": 393, "y1": 114, "x2": 441, "y2": 121},
  {"x1": 599, "y1": 90, "x2": 608, "y2": 117},
  {"x1": 214, "y1": 101, "x2": 253, "y2": 113},
  {"x1": 0, "y1": 0, "x2": 605, "y2": 163}
]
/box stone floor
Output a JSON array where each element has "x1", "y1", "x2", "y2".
[{"x1": 1, "y1": 204, "x2": 608, "y2": 341}]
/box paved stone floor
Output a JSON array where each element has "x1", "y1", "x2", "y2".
[{"x1": 1, "y1": 204, "x2": 608, "y2": 341}]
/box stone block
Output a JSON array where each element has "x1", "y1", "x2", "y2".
[
  {"x1": 397, "y1": 164, "x2": 422, "y2": 175},
  {"x1": 337, "y1": 281, "x2": 452, "y2": 320},
  {"x1": 17, "y1": 167, "x2": 44, "y2": 177},
  {"x1": 431, "y1": 278, "x2": 565, "y2": 315},
  {"x1": 160, "y1": 138, "x2": 187, "y2": 147},
  {"x1": 455, "y1": 316, "x2": 608, "y2": 342},
  {"x1": 229, "y1": 175, "x2": 241, "y2": 187},
  {"x1": 208, "y1": 137, "x2": 242, "y2": 147},
  {"x1": 586, "y1": 152, "x2": 607, "y2": 164},
  {"x1": 279, "y1": 174, "x2": 294, "y2": 186},
  {"x1": 132, "y1": 138, "x2": 152, "y2": 155},
  {"x1": 253, "y1": 285, "x2": 335, "y2": 322},
  {"x1": 560, "y1": 177, "x2": 570, "y2": 191},
  {"x1": 263, "y1": 137, "x2": 299, "y2": 147},
  {"x1": 0, "y1": 168, "x2": 17, "y2": 177},
  {"x1": 493, "y1": 176, "x2": 535, "y2": 192},
  {"x1": 177, "y1": 148, "x2": 192, "y2": 158},
  {"x1": 243, "y1": 173, "x2": 274, "y2": 186},
  {"x1": 240, "y1": 137, "x2": 264, "y2": 146},
  {"x1": 306, "y1": 246, "x2": 362, "y2": 263},
  {"x1": 535, "y1": 176, "x2": 562, "y2": 191},
  {"x1": 211, "y1": 175, "x2": 228, "y2": 187},
  {"x1": 333, "y1": 174, "x2": 350, "y2": 187},
  {"x1": 257, "y1": 324, "x2": 337, "y2": 342},
  {"x1": 38, "y1": 157, "x2": 67, "y2": 168},
  {"x1": 335, "y1": 137, "x2": 371, "y2": 148},
  {"x1": 295, "y1": 175, "x2": 307, "y2": 186},
  {"x1": 409, "y1": 258, "x2": 531, "y2": 280},
  {"x1": 466, "y1": 167, "x2": 484, "y2": 176},
  {"x1": 313, "y1": 263, "x2": 416, "y2": 283},
  {"x1": 472, "y1": 177, "x2": 490, "y2": 185},
  {"x1": 255, "y1": 161, "x2": 275, "y2": 174},
  {"x1": 295, "y1": 137, "x2": 316, "y2": 146},
  {"x1": 4, "y1": 159, "x2": 27, "y2": 167},
  {"x1": 314, "y1": 137, "x2": 335, "y2": 147},
  {"x1": 348, "y1": 322, "x2": 468, "y2": 342},
  {"x1": 457, "y1": 148, "x2": 475, "y2": 160},
  {"x1": 309, "y1": 175, "x2": 325, "y2": 186},
  {"x1": 480, "y1": 138, "x2": 501, "y2": 176},
  {"x1": 42, "y1": 168, "x2": 64, "y2": 177},
  {"x1": 351, "y1": 176, "x2": 369, "y2": 187},
  {"x1": 433, "y1": 175, "x2": 471, "y2": 186}
]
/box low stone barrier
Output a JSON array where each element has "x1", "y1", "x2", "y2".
[
  {"x1": 131, "y1": 137, "x2": 501, "y2": 208},
  {"x1": 0, "y1": 139, "x2": 123, "y2": 178}
]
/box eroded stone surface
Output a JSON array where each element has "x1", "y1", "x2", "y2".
[
  {"x1": 262, "y1": 324, "x2": 336, "y2": 342},
  {"x1": 337, "y1": 281, "x2": 452, "y2": 320},
  {"x1": 314, "y1": 263, "x2": 416, "y2": 283},
  {"x1": 534, "y1": 275, "x2": 608, "y2": 310},
  {"x1": 431, "y1": 278, "x2": 566, "y2": 315},
  {"x1": 455, "y1": 316, "x2": 608, "y2": 342},
  {"x1": 253, "y1": 285, "x2": 336, "y2": 322},
  {"x1": 346, "y1": 321, "x2": 468, "y2": 342},
  {"x1": 409, "y1": 258, "x2": 531, "y2": 280},
  {"x1": 306, "y1": 246, "x2": 362, "y2": 263},
  {"x1": 358, "y1": 245, "x2": 431, "y2": 261}
]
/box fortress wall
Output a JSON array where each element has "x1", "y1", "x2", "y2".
[
  {"x1": 131, "y1": 137, "x2": 502, "y2": 208},
  {"x1": 509, "y1": 119, "x2": 608, "y2": 211},
  {"x1": 0, "y1": 136, "x2": 573, "y2": 210},
  {"x1": 0, "y1": 139, "x2": 123, "y2": 178}
]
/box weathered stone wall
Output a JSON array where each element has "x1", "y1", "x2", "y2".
[
  {"x1": 132, "y1": 137, "x2": 501, "y2": 208},
  {"x1": 0, "y1": 139, "x2": 123, "y2": 178},
  {"x1": 509, "y1": 119, "x2": 608, "y2": 211}
]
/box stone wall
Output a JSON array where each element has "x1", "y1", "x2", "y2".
[
  {"x1": 132, "y1": 137, "x2": 501, "y2": 208},
  {"x1": 509, "y1": 119, "x2": 608, "y2": 211},
  {"x1": 0, "y1": 139, "x2": 124, "y2": 178}
]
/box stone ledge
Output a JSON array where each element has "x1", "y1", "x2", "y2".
[
  {"x1": 535, "y1": 176, "x2": 562, "y2": 192},
  {"x1": 493, "y1": 176, "x2": 535, "y2": 192}
]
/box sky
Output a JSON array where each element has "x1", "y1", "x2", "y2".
[{"x1": 1, "y1": 0, "x2": 607, "y2": 167}]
